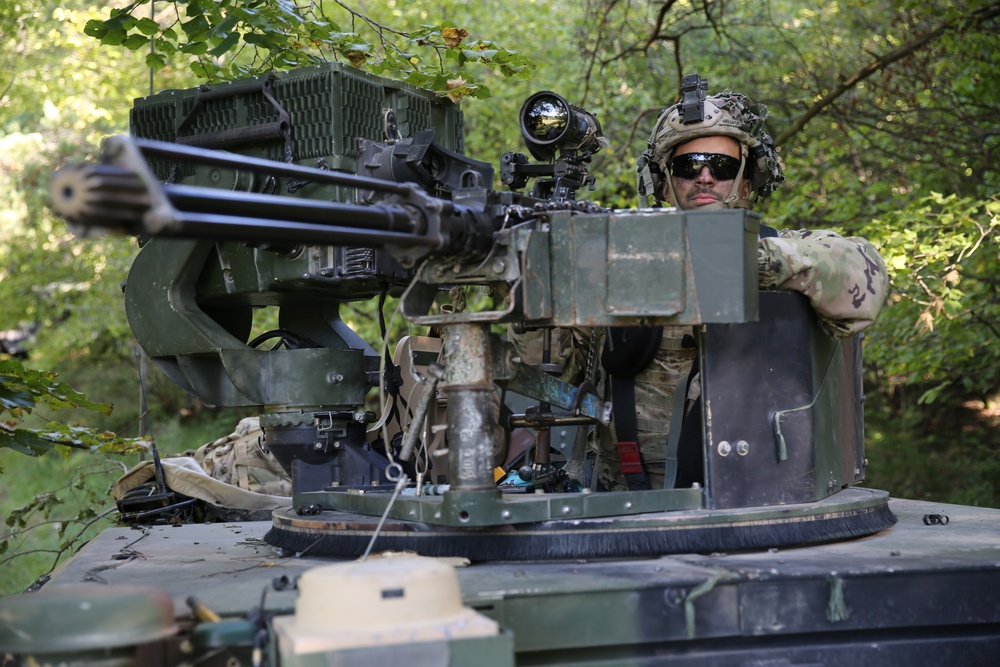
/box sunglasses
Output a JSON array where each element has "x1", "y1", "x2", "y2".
[{"x1": 666, "y1": 153, "x2": 742, "y2": 180}]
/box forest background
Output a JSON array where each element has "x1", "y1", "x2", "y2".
[{"x1": 1, "y1": 0, "x2": 998, "y2": 595}]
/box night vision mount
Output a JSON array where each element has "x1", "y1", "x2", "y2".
[{"x1": 679, "y1": 73, "x2": 709, "y2": 124}]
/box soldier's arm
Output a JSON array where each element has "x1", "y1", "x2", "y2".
[
  {"x1": 757, "y1": 229, "x2": 889, "y2": 338},
  {"x1": 507, "y1": 327, "x2": 592, "y2": 384}
]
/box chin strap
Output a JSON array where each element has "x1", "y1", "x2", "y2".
[{"x1": 719, "y1": 149, "x2": 751, "y2": 209}]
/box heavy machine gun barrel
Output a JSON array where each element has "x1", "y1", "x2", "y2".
[
  {"x1": 50, "y1": 135, "x2": 495, "y2": 262},
  {"x1": 163, "y1": 185, "x2": 421, "y2": 235},
  {"x1": 122, "y1": 136, "x2": 417, "y2": 194}
]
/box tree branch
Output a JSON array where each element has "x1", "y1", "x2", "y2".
[
  {"x1": 644, "y1": 0, "x2": 679, "y2": 52},
  {"x1": 971, "y1": 311, "x2": 1000, "y2": 342},
  {"x1": 774, "y1": 4, "x2": 1000, "y2": 147},
  {"x1": 581, "y1": 0, "x2": 622, "y2": 103}
]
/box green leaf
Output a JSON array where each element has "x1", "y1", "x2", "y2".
[
  {"x1": 181, "y1": 15, "x2": 211, "y2": 38},
  {"x1": 100, "y1": 29, "x2": 128, "y2": 47},
  {"x1": 83, "y1": 19, "x2": 109, "y2": 40},
  {"x1": 135, "y1": 17, "x2": 161, "y2": 36},
  {"x1": 122, "y1": 34, "x2": 149, "y2": 51},
  {"x1": 145, "y1": 52, "x2": 167, "y2": 70},
  {"x1": 180, "y1": 41, "x2": 210, "y2": 55},
  {"x1": 212, "y1": 14, "x2": 241, "y2": 37},
  {"x1": 0, "y1": 386, "x2": 35, "y2": 412},
  {"x1": 208, "y1": 33, "x2": 241, "y2": 57},
  {"x1": 464, "y1": 49, "x2": 498, "y2": 60},
  {"x1": 0, "y1": 429, "x2": 56, "y2": 457},
  {"x1": 243, "y1": 32, "x2": 281, "y2": 49},
  {"x1": 104, "y1": 12, "x2": 138, "y2": 33}
]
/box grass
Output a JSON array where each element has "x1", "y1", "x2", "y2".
[
  {"x1": 863, "y1": 392, "x2": 1000, "y2": 508},
  {"x1": 0, "y1": 403, "x2": 253, "y2": 597},
  {"x1": 0, "y1": 450, "x2": 123, "y2": 596}
]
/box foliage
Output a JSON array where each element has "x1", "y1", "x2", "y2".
[
  {"x1": 0, "y1": 357, "x2": 149, "y2": 464},
  {"x1": 865, "y1": 194, "x2": 1000, "y2": 404},
  {"x1": 0, "y1": 1, "x2": 170, "y2": 373},
  {"x1": 0, "y1": 353, "x2": 150, "y2": 593},
  {"x1": 83, "y1": 0, "x2": 535, "y2": 100},
  {"x1": 0, "y1": 456, "x2": 124, "y2": 595}
]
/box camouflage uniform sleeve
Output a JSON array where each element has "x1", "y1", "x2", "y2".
[
  {"x1": 758, "y1": 229, "x2": 889, "y2": 339},
  {"x1": 506, "y1": 326, "x2": 592, "y2": 384}
]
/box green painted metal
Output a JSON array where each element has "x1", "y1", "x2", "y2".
[
  {"x1": 533, "y1": 208, "x2": 757, "y2": 327},
  {"x1": 275, "y1": 633, "x2": 514, "y2": 667},
  {"x1": 296, "y1": 487, "x2": 710, "y2": 527},
  {"x1": 124, "y1": 239, "x2": 378, "y2": 409},
  {"x1": 604, "y1": 212, "x2": 686, "y2": 316},
  {"x1": 27, "y1": 499, "x2": 1000, "y2": 665},
  {"x1": 289, "y1": 486, "x2": 885, "y2": 529},
  {"x1": 130, "y1": 62, "x2": 464, "y2": 178},
  {"x1": 683, "y1": 209, "x2": 760, "y2": 322},
  {"x1": 124, "y1": 62, "x2": 464, "y2": 412},
  {"x1": 0, "y1": 584, "x2": 177, "y2": 653},
  {"x1": 700, "y1": 292, "x2": 866, "y2": 509},
  {"x1": 192, "y1": 619, "x2": 255, "y2": 649}
]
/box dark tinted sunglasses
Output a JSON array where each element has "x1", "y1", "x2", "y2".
[{"x1": 667, "y1": 153, "x2": 742, "y2": 180}]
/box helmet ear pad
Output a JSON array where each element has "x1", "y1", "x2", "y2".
[{"x1": 635, "y1": 145, "x2": 666, "y2": 207}]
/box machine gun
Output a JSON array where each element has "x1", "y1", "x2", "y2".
[{"x1": 50, "y1": 63, "x2": 889, "y2": 560}]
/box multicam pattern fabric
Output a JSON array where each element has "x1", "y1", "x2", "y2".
[
  {"x1": 506, "y1": 327, "x2": 590, "y2": 387},
  {"x1": 189, "y1": 416, "x2": 292, "y2": 497},
  {"x1": 758, "y1": 229, "x2": 889, "y2": 339},
  {"x1": 592, "y1": 326, "x2": 698, "y2": 491}
]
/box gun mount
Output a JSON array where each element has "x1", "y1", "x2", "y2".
[
  {"x1": 46, "y1": 62, "x2": 892, "y2": 557},
  {"x1": 13, "y1": 62, "x2": 1000, "y2": 667}
]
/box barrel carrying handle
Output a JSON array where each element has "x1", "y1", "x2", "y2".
[{"x1": 171, "y1": 75, "x2": 294, "y2": 168}]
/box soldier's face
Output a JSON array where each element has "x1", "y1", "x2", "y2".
[{"x1": 663, "y1": 136, "x2": 751, "y2": 209}]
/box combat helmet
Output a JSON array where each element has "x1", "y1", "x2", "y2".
[{"x1": 636, "y1": 74, "x2": 784, "y2": 209}]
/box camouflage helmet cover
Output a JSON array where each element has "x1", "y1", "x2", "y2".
[{"x1": 637, "y1": 76, "x2": 785, "y2": 205}]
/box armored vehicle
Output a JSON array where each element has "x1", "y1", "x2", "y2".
[{"x1": 4, "y1": 64, "x2": 999, "y2": 666}]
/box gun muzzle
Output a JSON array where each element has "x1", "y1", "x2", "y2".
[{"x1": 50, "y1": 162, "x2": 151, "y2": 236}]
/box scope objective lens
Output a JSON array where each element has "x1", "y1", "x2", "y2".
[{"x1": 523, "y1": 95, "x2": 569, "y2": 143}]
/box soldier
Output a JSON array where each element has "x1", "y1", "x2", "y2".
[{"x1": 568, "y1": 78, "x2": 889, "y2": 491}]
